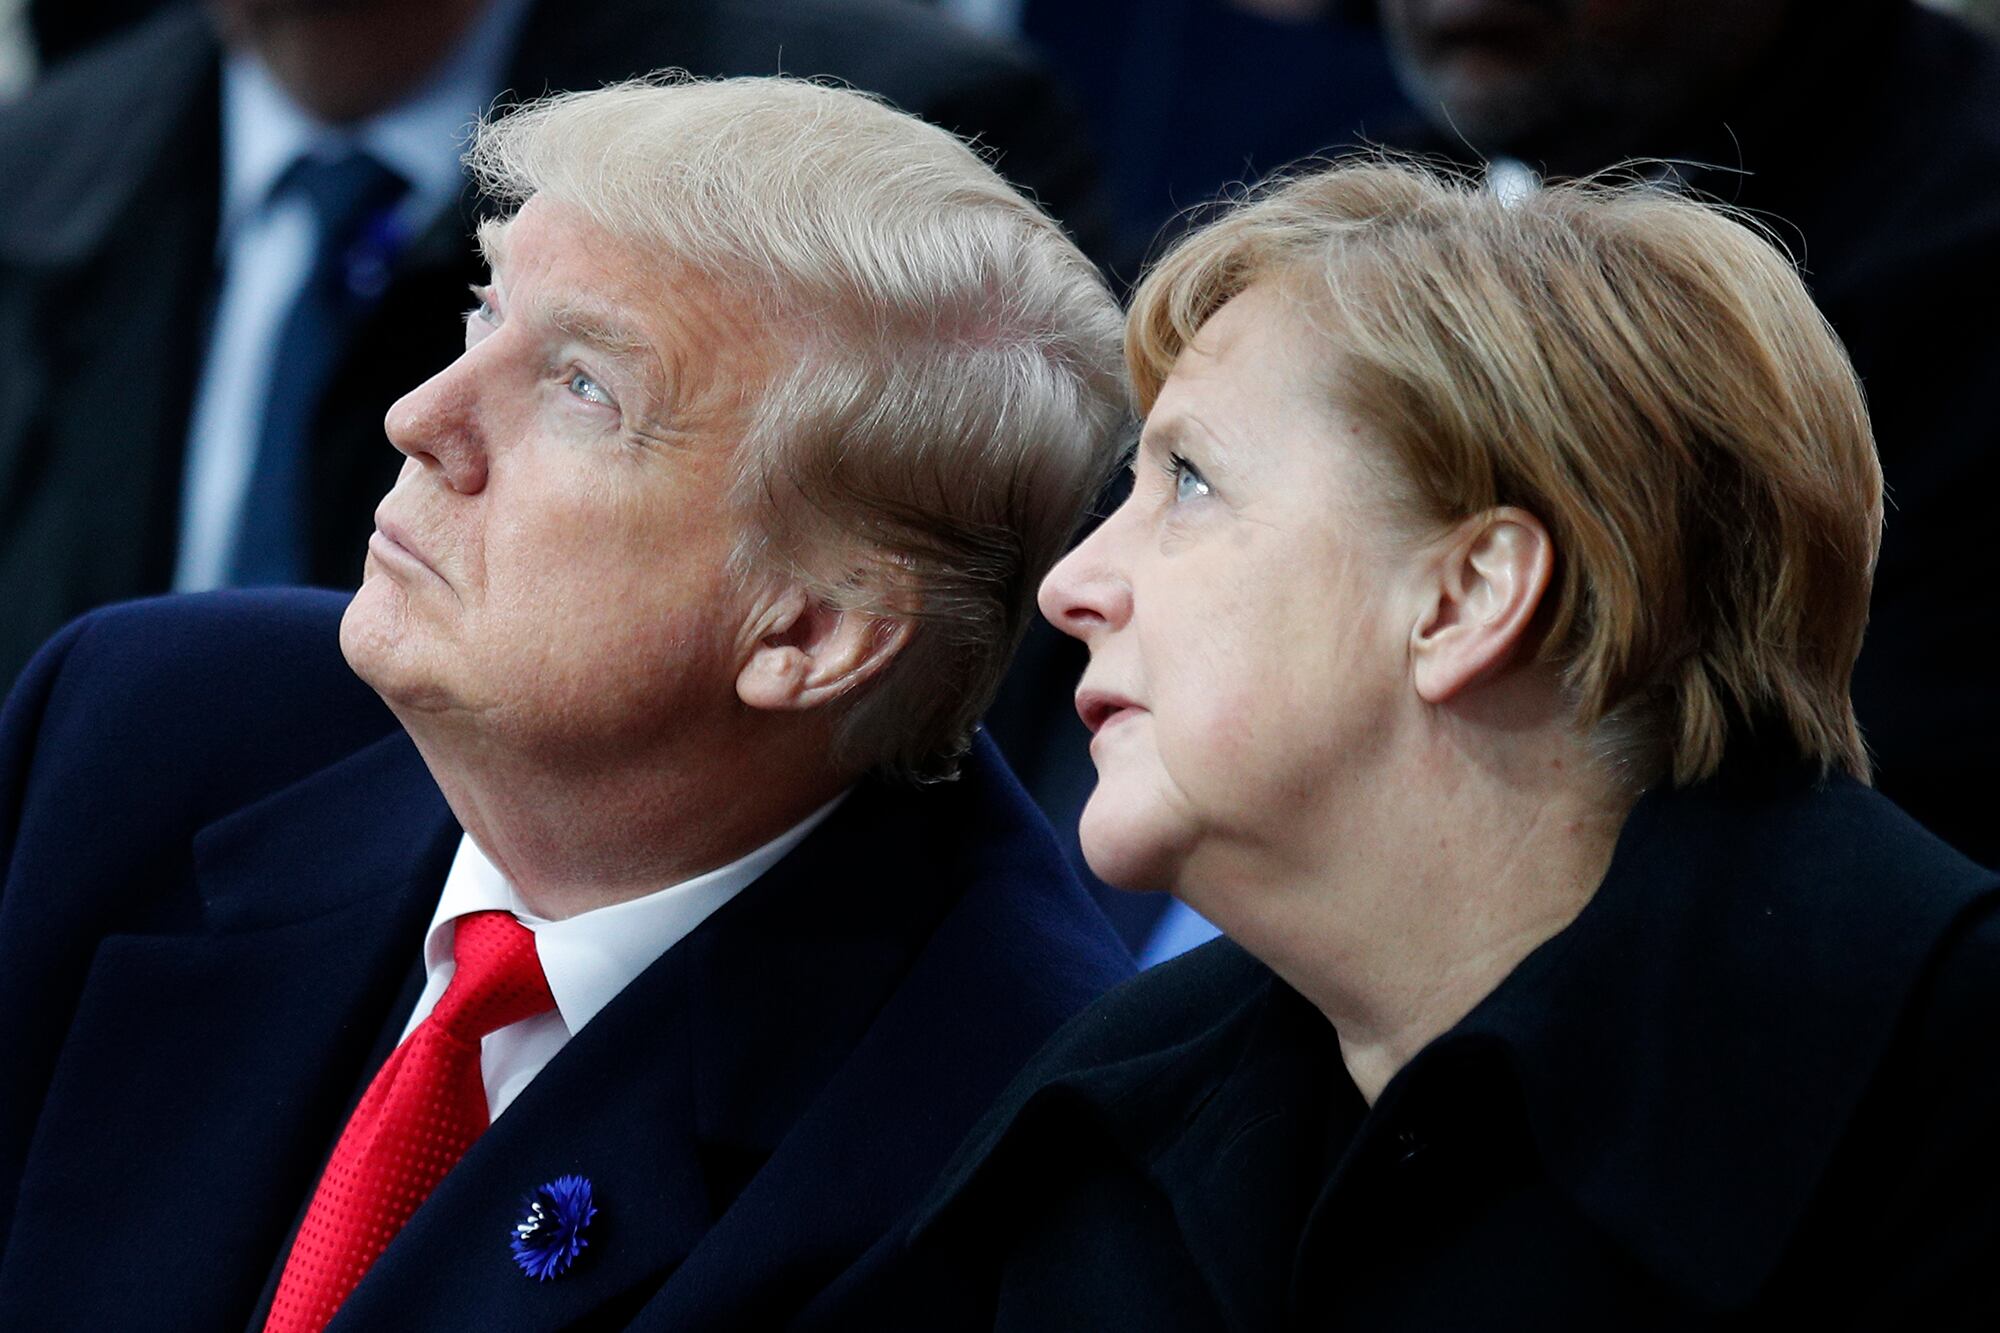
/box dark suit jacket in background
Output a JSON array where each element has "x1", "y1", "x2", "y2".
[
  {"x1": 0, "y1": 0, "x2": 1109, "y2": 689},
  {"x1": 0, "y1": 590, "x2": 1133, "y2": 1328},
  {"x1": 884, "y1": 758, "x2": 2000, "y2": 1329}
]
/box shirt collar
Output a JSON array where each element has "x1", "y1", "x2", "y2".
[
  {"x1": 421, "y1": 790, "x2": 848, "y2": 1038},
  {"x1": 215, "y1": 0, "x2": 534, "y2": 247}
]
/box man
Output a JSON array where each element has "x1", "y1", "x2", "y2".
[
  {"x1": 1374, "y1": 0, "x2": 2000, "y2": 867},
  {"x1": 0, "y1": 76, "x2": 1132, "y2": 1328},
  {"x1": 0, "y1": 0, "x2": 1107, "y2": 687}
]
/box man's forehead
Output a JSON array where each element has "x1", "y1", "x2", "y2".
[
  {"x1": 478, "y1": 210, "x2": 642, "y2": 305},
  {"x1": 477, "y1": 213, "x2": 651, "y2": 346},
  {"x1": 473, "y1": 199, "x2": 777, "y2": 411}
]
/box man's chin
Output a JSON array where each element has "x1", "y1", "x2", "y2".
[{"x1": 339, "y1": 579, "x2": 450, "y2": 712}]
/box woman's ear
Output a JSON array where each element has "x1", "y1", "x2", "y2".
[
  {"x1": 736, "y1": 586, "x2": 914, "y2": 714},
  {"x1": 1410, "y1": 506, "x2": 1553, "y2": 705}
]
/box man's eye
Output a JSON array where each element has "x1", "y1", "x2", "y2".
[
  {"x1": 1169, "y1": 452, "x2": 1211, "y2": 503},
  {"x1": 567, "y1": 370, "x2": 613, "y2": 406},
  {"x1": 465, "y1": 285, "x2": 498, "y2": 327}
]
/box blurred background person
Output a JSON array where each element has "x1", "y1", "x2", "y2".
[
  {"x1": 0, "y1": 0, "x2": 1107, "y2": 692},
  {"x1": 25, "y1": 0, "x2": 170, "y2": 66},
  {"x1": 1373, "y1": 0, "x2": 2000, "y2": 867},
  {"x1": 895, "y1": 158, "x2": 2000, "y2": 1331},
  {"x1": 955, "y1": 0, "x2": 1411, "y2": 281},
  {"x1": 1955, "y1": 0, "x2": 2000, "y2": 31},
  {"x1": 0, "y1": 0, "x2": 29, "y2": 100}
]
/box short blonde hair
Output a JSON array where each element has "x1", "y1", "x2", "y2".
[
  {"x1": 1130, "y1": 160, "x2": 1881, "y2": 788},
  {"x1": 468, "y1": 75, "x2": 1127, "y2": 779}
]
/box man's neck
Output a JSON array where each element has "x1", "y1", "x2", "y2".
[{"x1": 404, "y1": 724, "x2": 853, "y2": 921}]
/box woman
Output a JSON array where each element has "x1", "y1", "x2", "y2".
[{"x1": 889, "y1": 161, "x2": 2000, "y2": 1328}]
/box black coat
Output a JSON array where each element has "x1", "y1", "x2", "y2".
[
  {"x1": 0, "y1": 0, "x2": 1107, "y2": 688},
  {"x1": 886, "y1": 762, "x2": 2000, "y2": 1329},
  {"x1": 0, "y1": 590, "x2": 1134, "y2": 1328},
  {"x1": 1387, "y1": 0, "x2": 2000, "y2": 869}
]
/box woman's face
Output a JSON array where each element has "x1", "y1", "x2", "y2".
[{"x1": 1039, "y1": 284, "x2": 1431, "y2": 894}]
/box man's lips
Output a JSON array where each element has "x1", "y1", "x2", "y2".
[
  {"x1": 369, "y1": 516, "x2": 437, "y2": 578},
  {"x1": 1075, "y1": 688, "x2": 1143, "y2": 736}
]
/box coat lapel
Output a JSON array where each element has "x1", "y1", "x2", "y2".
[
  {"x1": 320, "y1": 777, "x2": 934, "y2": 1329},
  {"x1": 328, "y1": 751, "x2": 996, "y2": 1327},
  {"x1": 324, "y1": 935, "x2": 714, "y2": 1329},
  {"x1": 639, "y1": 739, "x2": 1131, "y2": 1328},
  {"x1": 110, "y1": 734, "x2": 1113, "y2": 1331},
  {"x1": 0, "y1": 733, "x2": 454, "y2": 1328}
]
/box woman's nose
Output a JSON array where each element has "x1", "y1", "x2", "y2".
[
  {"x1": 384, "y1": 362, "x2": 489, "y2": 495},
  {"x1": 1039, "y1": 511, "x2": 1133, "y2": 642}
]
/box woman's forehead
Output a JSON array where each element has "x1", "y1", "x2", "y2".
[{"x1": 1154, "y1": 286, "x2": 1341, "y2": 438}]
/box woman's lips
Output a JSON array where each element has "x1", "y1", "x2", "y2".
[{"x1": 1076, "y1": 689, "x2": 1143, "y2": 736}]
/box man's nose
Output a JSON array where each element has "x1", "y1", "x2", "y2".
[
  {"x1": 1038, "y1": 508, "x2": 1133, "y2": 642},
  {"x1": 384, "y1": 362, "x2": 489, "y2": 495}
]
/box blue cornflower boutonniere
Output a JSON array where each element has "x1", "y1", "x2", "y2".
[{"x1": 511, "y1": 1175, "x2": 598, "y2": 1280}]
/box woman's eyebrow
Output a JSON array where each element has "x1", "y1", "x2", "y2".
[
  {"x1": 1139, "y1": 413, "x2": 1228, "y2": 468},
  {"x1": 1135, "y1": 415, "x2": 1185, "y2": 458}
]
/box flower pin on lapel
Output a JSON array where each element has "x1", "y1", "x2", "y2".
[{"x1": 511, "y1": 1175, "x2": 598, "y2": 1281}]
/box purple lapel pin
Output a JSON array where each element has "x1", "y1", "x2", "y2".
[{"x1": 511, "y1": 1175, "x2": 598, "y2": 1280}]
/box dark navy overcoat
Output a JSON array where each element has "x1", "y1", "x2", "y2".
[{"x1": 0, "y1": 590, "x2": 1131, "y2": 1329}]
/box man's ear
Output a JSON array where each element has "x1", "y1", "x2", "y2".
[
  {"x1": 1410, "y1": 506, "x2": 1553, "y2": 705},
  {"x1": 735, "y1": 586, "x2": 914, "y2": 714}
]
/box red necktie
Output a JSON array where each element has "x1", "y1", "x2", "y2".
[{"x1": 265, "y1": 911, "x2": 555, "y2": 1332}]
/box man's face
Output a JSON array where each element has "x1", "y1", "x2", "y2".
[
  {"x1": 1379, "y1": 0, "x2": 1791, "y2": 167},
  {"x1": 341, "y1": 197, "x2": 772, "y2": 761}
]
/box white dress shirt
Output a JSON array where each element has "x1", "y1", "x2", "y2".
[
  {"x1": 173, "y1": 0, "x2": 534, "y2": 590},
  {"x1": 403, "y1": 793, "x2": 847, "y2": 1122}
]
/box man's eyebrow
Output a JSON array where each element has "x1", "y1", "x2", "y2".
[
  {"x1": 472, "y1": 217, "x2": 650, "y2": 360},
  {"x1": 545, "y1": 298, "x2": 654, "y2": 359},
  {"x1": 471, "y1": 217, "x2": 671, "y2": 413},
  {"x1": 474, "y1": 216, "x2": 509, "y2": 273},
  {"x1": 541, "y1": 294, "x2": 674, "y2": 417}
]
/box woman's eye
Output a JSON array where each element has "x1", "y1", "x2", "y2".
[
  {"x1": 1170, "y1": 453, "x2": 1211, "y2": 503},
  {"x1": 567, "y1": 370, "x2": 613, "y2": 407}
]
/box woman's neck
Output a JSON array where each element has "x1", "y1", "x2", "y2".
[{"x1": 1192, "y1": 732, "x2": 1634, "y2": 1105}]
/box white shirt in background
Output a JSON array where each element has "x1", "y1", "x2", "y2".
[{"x1": 173, "y1": 0, "x2": 533, "y2": 590}]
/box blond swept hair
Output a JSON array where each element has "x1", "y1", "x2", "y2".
[
  {"x1": 467, "y1": 75, "x2": 1127, "y2": 779},
  {"x1": 1130, "y1": 160, "x2": 1881, "y2": 788}
]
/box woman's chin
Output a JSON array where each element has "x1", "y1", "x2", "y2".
[{"x1": 1077, "y1": 793, "x2": 1184, "y2": 893}]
